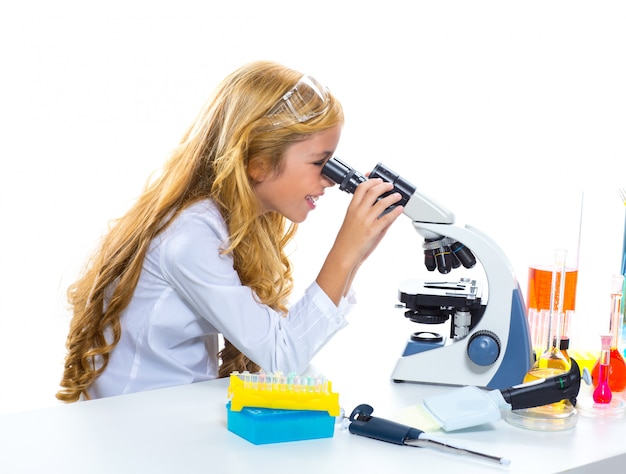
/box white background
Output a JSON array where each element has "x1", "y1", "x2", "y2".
[{"x1": 1, "y1": 0, "x2": 625, "y2": 414}]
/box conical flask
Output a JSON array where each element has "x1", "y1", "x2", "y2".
[{"x1": 506, "y1": 249, "x2": 577, "y2": 430}]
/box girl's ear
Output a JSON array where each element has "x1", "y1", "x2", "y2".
[{"x1": 247, "y1": 157, "x2": 270, "y2": 183}]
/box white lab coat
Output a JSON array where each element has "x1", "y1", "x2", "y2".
[{"x1": 89, "y1": 200, "x2": 353, "y2": 398}]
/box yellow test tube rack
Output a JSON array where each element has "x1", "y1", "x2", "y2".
[{"x1": 227, "y1": 371, "x2": 340, "y2": 416}]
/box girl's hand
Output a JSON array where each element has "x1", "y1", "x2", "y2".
[
  {"x1": 316, "y1": 178, "x2": 404, "y2": 305},
  {"x1": 334, "y1": 178, "x2": 404, "y2": 266}
]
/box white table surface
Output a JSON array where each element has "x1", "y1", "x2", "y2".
[
  {"x1": 2, "y1": 302, "x2": 625, "y2": 473},
  {"x1": 1, "y1": 365, "x2": 625, "y2": 473}
]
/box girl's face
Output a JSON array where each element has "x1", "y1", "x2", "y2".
[{"x1": 252, "y1": 124, "x2": 341, "y2": 223}]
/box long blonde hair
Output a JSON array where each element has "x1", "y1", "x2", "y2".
[{"x1": 56, "y1": 60, "x2": 344, "y2": 402}]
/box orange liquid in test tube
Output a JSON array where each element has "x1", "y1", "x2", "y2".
[
  {"x1": 527, "y1": 266, "x2": 578, "y2": 312},
  {"x1": 526, "y1": 265, "x2": 578, "y2": 359}
]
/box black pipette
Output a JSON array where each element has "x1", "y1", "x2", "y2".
[{"x1": 348, "y1": 404, "x2": 511, "y2": 466}]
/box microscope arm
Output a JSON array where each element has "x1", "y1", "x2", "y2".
[
  {"x1": 322, "y1": 157, "x2": 474, "y2": 272},
  {"x1": 322, "y1": 156, "x2": 454, "y2": 228},
  {"x1": 402, "y1": 189, "x2": 455, "y2": 227}
]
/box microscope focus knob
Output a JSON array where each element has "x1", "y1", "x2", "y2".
[{"x1": 467, "y1": 330, "x2": 501, "y2": 366}]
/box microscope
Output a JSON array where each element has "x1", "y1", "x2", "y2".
[{"x1": 322, "y1": 158, "x2": 534, "y2": 390}]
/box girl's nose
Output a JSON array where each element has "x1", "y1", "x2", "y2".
[{"x1": 321, "y1": 175, "x2": 336, "y2": 188}]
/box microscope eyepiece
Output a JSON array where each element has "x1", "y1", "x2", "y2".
[
  {"x1": 322, "y1": 157, "x2": 416, "y2": 207},
  {"x1": 369, "y1": 163, "x2": 416, "y2": 204},
  {"x1": 321, "y1": 157, "x2": 367, "y2": 194}
]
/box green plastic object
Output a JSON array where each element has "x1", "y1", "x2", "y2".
[{"x1": 226, "y1": 402, "x2": 335, "y2": 445}]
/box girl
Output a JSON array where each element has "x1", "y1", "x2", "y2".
[{"x1": 57, "y1": 60, "x2": 403, "y2": 402}]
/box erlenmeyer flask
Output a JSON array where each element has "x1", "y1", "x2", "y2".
[{"x1": 506, "y1": 249, "x2": 577, "y2": 430}]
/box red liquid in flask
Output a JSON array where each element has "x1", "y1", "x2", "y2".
[
  {"x1": 593, "y1": 363, "x2": 612, "y2": 404},
  {"x1": 593, "y1": 335, "x2": 613, "y2": 404},
  {"x1": 592, "y1": 276, "x2": 626, "y2": 393},
  {"x1": 592, "y1": 348, "x2": 626, "y2": 393}
]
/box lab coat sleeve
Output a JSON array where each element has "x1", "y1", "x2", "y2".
[{"x1": 159, "y1": 209, "x2": 352, "y2": 374}]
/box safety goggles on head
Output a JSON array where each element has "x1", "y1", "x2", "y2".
[{"x1": 265, "y1": 75, "x2": 330, "y2": 129}]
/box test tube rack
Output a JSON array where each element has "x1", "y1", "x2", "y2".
[
  {"x1": 226, "y1": 371, "x2": 340, "y2": 445},
  {"x1": 227, "y1": 371, "x2": 340, "y2": 416}
]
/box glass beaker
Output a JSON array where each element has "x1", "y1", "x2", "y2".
[
  {"x1": 530, "y1": 249, "x2": 572, "y2": 370},
  {"x1": 507, "y1": 249, "x2": 578, "y2": 430},
  {"x1": 525, "y1": 190, "x2": 582, "y2": 361}
]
